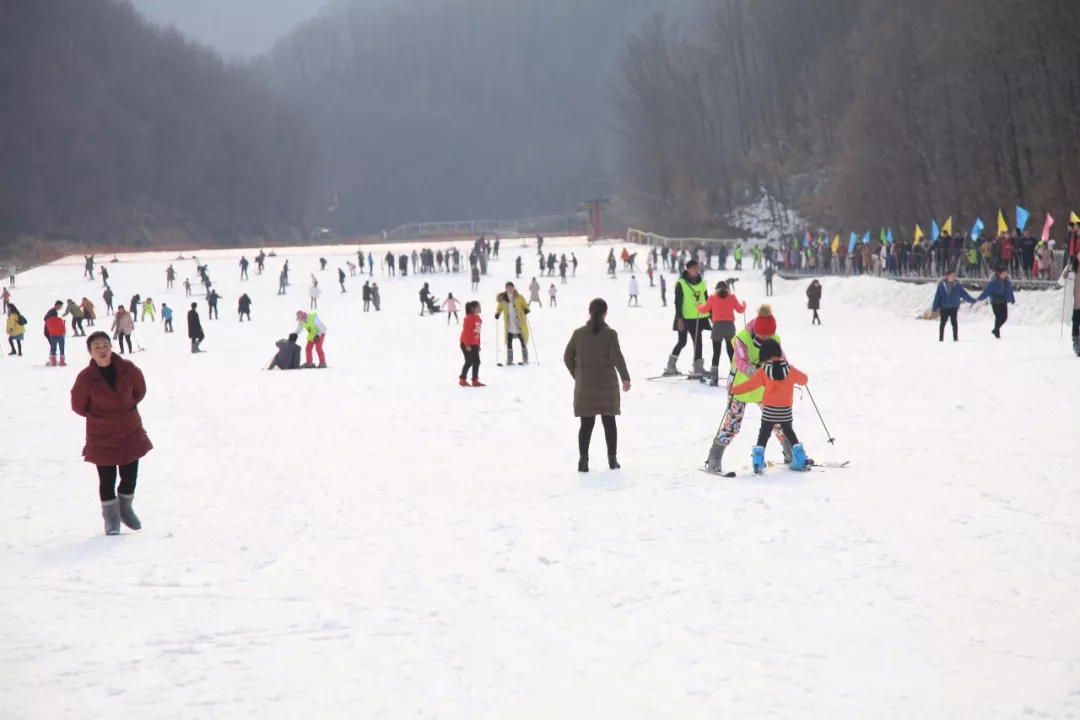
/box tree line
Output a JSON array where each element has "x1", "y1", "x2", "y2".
[
  {"x1": 618, "y1": 0, "x2": 1080, "y2": 239},
  {"x1": 0, "y1": 0, "x2": 313, "y2": 252}
]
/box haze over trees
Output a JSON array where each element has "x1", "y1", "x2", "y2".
[{"x1": 618, "y1": 0, "x2": 1080, "y2": 237}]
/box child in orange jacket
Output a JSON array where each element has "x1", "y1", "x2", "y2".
[
  {"x1": 459, "y1": 301, "x2": 484, "y2": 387},
  {"x1": 729, "y1": 338, "x2": 810, "y2": 473}
]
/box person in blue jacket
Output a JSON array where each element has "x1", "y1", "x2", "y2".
[
  {"x1": 976, "y1": 266, "x2": 1016, "y2": 338},
  {"x1": 161, "y1": 303, "x2": 174, "y2": 333},
  {"x1": 932, "y1": 270, "x2": 976, "y2": 342}
]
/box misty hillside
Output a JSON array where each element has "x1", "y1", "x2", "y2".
[
  {"x1": 263, "y1": 0, "x2": 695, "y2": 234},
  {"x1": 0, "y1": 0, "x2": 312, "y2": 249}
]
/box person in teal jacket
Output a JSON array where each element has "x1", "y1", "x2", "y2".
[
  {"x1": 976, "y1": 266, "x2": 1016, "y2": 338},
  {"x1": 161, "y1": 304, "x2": 174, "y2": 333}
]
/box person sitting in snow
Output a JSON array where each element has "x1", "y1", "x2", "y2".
[{"x1": 267, "y1": 333, "x2": 302, "y2": 370}]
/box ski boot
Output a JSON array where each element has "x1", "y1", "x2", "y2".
[
  {"x1": 704, "y1": 442, "x2": 727, "y2": 475},
  {"x1": 690, "y1": 358, "x2": 706, "y2": 380},
  {"x1": 101, "y1": 499, "x2": 121, "y2": 536},
  {"x1": 662, "y1": 354, "x2": 680, "y2": 377},
  {"x1": 782, "y1": 438, "x2": 794, "y2": 465},
  {"x1": 521, "y1": 346, "x2": 529, "y2": 365},
  {"x1": 708, "y1": 365, "x2": 719, "y2": 387},
  {"x1": 791, "y1": 443, "x2": 810, "y2": 471},
  {"x1": 317, "y1": 362, "x2": 327, "y2": 368},
  {"x1": 751, "y1": 446, "x2": 766, "y2": 475},
  {"x1": 459, "y1": 377, "x2": 469, "y2": 387},
  {"x1": 118, "y1": 494, "x2": 141, "y2": 531},
  {"x1": 471, "y1": 378, "x2": 485, "y2": 387}
]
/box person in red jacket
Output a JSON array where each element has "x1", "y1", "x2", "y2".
[
  {"x1": 459, "y1": 301, "x2": 484, "y2": 387},
  {"x1": 44, "y1": 301, "x2": 67, "y2": 366},
  {"x1": 70, "y1": 331, "x2": 154, "y2": 535},
  {"x1": 729, "y1": 338, "x2": 810, "y2": 474},
  {"x1": 697, "y1": 280, "x2": 746, "y2": 386}
]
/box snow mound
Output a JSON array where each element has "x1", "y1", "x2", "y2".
[
  {"x1": 729, "y1": 188, "x2": 806, "y2": 243},
  {"x1": 773, "y1": 274, "x2": 1069, "y2": 326}
]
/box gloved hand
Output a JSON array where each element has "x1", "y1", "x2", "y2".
[{"x1": 726, "y1": 370, "x2": 736, "y2": 392}]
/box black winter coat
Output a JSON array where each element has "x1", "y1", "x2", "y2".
[{"x1": 187, "y1": 309, "x2": 204, "y2": 340}]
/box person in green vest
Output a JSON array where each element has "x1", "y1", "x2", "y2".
[
  {"x1": 751, "y1": 245, "x2": 763, "y2": 269},
  {"x1": 295, "y1": 310, "x2": 328, "y2": 368},
  {"x1": 662, "y1": 260, "x2": 710, "y2": 377},
  {"x1": 734, "y1": 245, "x2": 744, "y2": 270},
  {"x1": 704, "y1": 304, "x2": 793, "y2": 475}
]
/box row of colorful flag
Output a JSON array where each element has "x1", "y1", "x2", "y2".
[{"x1": 796, "y1": 207, "x2": 1080, "y2": 254}]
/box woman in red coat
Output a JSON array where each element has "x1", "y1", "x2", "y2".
[{"x1": 70, "y1": 331, "x2": 153, "y2": 535}]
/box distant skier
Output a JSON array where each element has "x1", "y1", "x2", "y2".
[
  {"x1": 362, "y1": 281, "x2": 372, "y2": 312},
  {"x1": 309, "y1": 278, "x2": 321, "y2": 310},
  {"x1": 256, "y1": 250, "x2": 266, "y2": 274},
  {"x1": 240, "y1": 256, "x2": 249, "y2": 281},
  {"x1": 112, "y1": 305, "x2": 134, "y2": 354},
  {"x1": 338, "y1": 267, "x2": 347, "y2": 293},
  {"x1": 6, "y1": 304, "x2": 26, "y2": 355},
  {"x1": 764, "y1": 265, "x2": 775, "y2": 297},
  {"x1": 99, "y1": 266, "x2": 108, "y2": 286},
  {"x1": 494, "y1": 282, "x2": 530, "y2": 365},
  {"x1": 458, "y1": 301, "x2": 484, "y2": 387},
  {"x1": 628, "y1": 276, "x2": 639, "y2": 307},
  {"x1": 45, "y1": 310, "x2": 66, "y2": 366},
  {"x1": 371, "y1": 283, "x2": 381, "y2": 311},
  {"x1": 206, "y1": 289, "x2": 221, "y2": 320},
  {"x1": 977, "y1": 266, "x2": 1016, "y2": 338},
  {"x1": 728, "y1": 338, "x2": 810, "y2": 474},
  {"x1": 367, "y1": 252, "x2": 374, "y2": 276},
  {"x1": 141, "y1": 297, "x2": 156, "y2": 323},
  {"x1": 267, "y1": 333, "x2": 302, "y2": 370},
  {"x1": 1, "y1": 287, "x2": 9, "y2": 313},
  {"x1": 103, "y1": 287, "x2": 114, "y2": 315},
  {"x1": 660, "y1": 275, "x2": 667, "y2": 307},
  {"x1": 806, "y1": 280, "x2": 822, "y2": 325},
  {"x1": 932, "y1": 270, "x2": 976, "y2": 342},
  {"x1": 295, "y1": 310, "x2": 328, "y2": 368},
  {"x1": 319, "y1": 258, "x2": 328, "y2": 271},
  {"x1": 183, "y1": 278, "x2": 192, "y2": 297},
  {"x1": 347, "y1": 261, "x2": 357, "y2": 277},
  {"x1": 84, "y1": 255, "x2": 95, "y2": 279},
  {"x1": 166, "y1": 265, "x2": 176, "y2": 288},
  {"x1": 80, "y1": 297, "x2": 97, "y2": 327},
  {"x1": 515, "y1": 256, "x2": 523, "y2": 279},
  {"x1": 528, "y1": 277, "x2": 542, "y2": 308},
  {"x1": 187, "y1": 302, "x2": 204, "y2": 353},
  {"x1": 64, "y1": 299, "x2": 86, "y2": 337},
  {"x1": 548, "y1": 284, "x2": 558, "y2": 307},
  {"x1": 238, "y1": 293, "x2": 252, "y2": 322},
  {"x1": 278, "y1": 270, "x2": 287, "y2": 295},
  {"x1": 571, "y1": 253, "x2": 578, "y2": 276},
  {"x1": 161, "y1": 303, "x2": 174, "y2": 333},
  {"x1": 471, "y1": 265, "x2": 481, "y2": 291},
  {"x1": 129, "y1": 294, "x2": 141, "y2": 323},
  {"x1": 443, "y1": 292, "x2": 461, "y2": 325}
]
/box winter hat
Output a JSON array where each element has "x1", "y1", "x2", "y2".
[{"x1": 754, "y1": 304, "x2": 777, "y2": 337}]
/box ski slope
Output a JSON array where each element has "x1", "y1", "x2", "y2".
[{"x1": 2, "y1": 237, "x2": 1078, "y2": 719}]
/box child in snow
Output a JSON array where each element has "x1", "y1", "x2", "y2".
[
  {"x1": 628, "y1": 276, "x2": 639, "y2": 306},
  {"x1": 6, "y1": 304, "x2": 26, "y2": 356},
  {"x1": 309, "y1": 277, "x2": 321, "y2": 310},
  {"x1": 443, "y1": 293, "x2": 461, "y2": 324},
  {"x1": 459, "y1": 301, "x2": 484, "y2": 386},
  {"x1": 729, "y1": 339, "x2": 810, "y2": 474},
  {"x1": 161, "y1": 303, "x2": 174, "y2": 333},
  {"x1": 548, "y1": 284, "x2": 558, "y2": 307},
  {"x1": 697, "y1": 280, "x2": 746, "y2": 385}
]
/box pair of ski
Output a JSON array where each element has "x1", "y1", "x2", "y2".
[
  {"x1": 496, "y1": 362, "x2": 529, "y2": 367},
  {"x1": 646, "y1": 372, "x2": 708, "y2": 382},
  {"x1": 701, "y1": 460, "x2": 850, "y2": 479}
]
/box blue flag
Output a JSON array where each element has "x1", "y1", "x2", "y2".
[
  {"x1": 862, "y1": 232, "x2": 870, "y2": 244},
  {"x1": 971, "y1": 218, "x2": 984, "y2": 241},
  {"x1": 886, "y1": 228, "x2": 894, "y2": 244},
  {"x1": 848, "y1": 232, "x2": 857, "y2": 253},
  {"x1": 930, "y1": 219, "x2": 940, "y2": 244},
  {"x1": 1016, "y1": 206, "x2": 1030, "y2": 232}
]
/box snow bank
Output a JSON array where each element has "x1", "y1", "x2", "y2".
[{"x1": 772, "y1": 274, "x2": 1070, "y2": 326}]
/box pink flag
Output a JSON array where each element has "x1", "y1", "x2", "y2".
[{"x1": 1042, "y1": 213, "x2": 1054, "y2": 242}]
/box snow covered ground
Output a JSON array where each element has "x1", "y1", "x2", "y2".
[{"x1": 2, "y1": 237, "x2": 1078, "y2": 719}]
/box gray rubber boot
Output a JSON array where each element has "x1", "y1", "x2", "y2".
[
  {"x1": 782, "y1": 438, "x2": 794, "y2": 464},
  {"x1": 521, "y1": 345, "x2": 529, "y2": 365},
  {"x1": 708, "y1": 365, "x2": 720, "y2": 387},
  {"x1": 663, "y1": 354, "x2": 679, "y2": 376},
  {"x1": 102, "y1": 499, "x2": 121, "y2": 536},
  {"x1": 705, "y1": 442, "x2": 727, "y2": 474},
  {"x1": 507, "y1": 345, "x2": 514, "y2": 365},
  {"x1": 691, "y1": 358, "x2": 705, "y2": 378},
  {"x1": 1073, "y1": 335, "x2": 1079, "y2": 356},
  {"x1": 118, "y1": 494, "x2": 141, "y2": 531}
]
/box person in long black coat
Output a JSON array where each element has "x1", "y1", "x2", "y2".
[
  {"x1": 806, "y1": 280, "x2": 822, "y2": 325},
  {"x1": 187, "y1": 302, "x2": 204, "y2": 353}
]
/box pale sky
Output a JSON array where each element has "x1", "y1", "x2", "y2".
[{"x1": 129, "y1": 0, "x2": 329, "y2": 58}]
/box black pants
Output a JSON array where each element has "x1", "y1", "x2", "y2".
[
  {"x1": 579, "y1": 415, "x2": 617, "y2": 458},
  {"x1": 671, "y1": 319, "x2": 705, "y2": 361},
  {"x1": 939, "y1": 308, "x2": 958, "y2": 341},
  {"x1": 164, "y1": 318, "x2": 173, "y2": 333},
  {"x1": 447, "y1": 311, "x2": 459, "y2": 324},
  {"x1": 72, "y1": 317, "x2": 84, "y2": 335},
  {"x1": 209, "y1": 305, "x2": 218, "y2": 319},
  {"x1": 506, "y1": 333, "x2": 526, "y2": 352},
  {"x1": 1072, "y1": 308, "x2": 1080, "y2": 338},
  {"x1": 460, "y1": 343, "x2": 480, "y2": 379},
  {"x1": 117, "y1": 333, "x2": 133, "y2": 353},
  {"x1": 757, "y1": 420, "x2": 798, "y2": 448},
  {"x1": 766, "y1": 280, "x2": 773, "y2": 296},
  {"x1": 97, "y1": 461, "x2": 138, "y2": 501},
  {"x1": 239, "y1": 310, "x2": 250, "y2": 322},
  {"x1": 710, "y1": 338, "x2": 735, "y2": 368},
  {"x1": 992, "y1": 303, "x2": 1008, "y2": 336},
  {"x1": 8, "y1": 336, "x2": 21, "y2": 354},
  {"x1": 363, "y1": 300, "x2": 370, "y2": 311},
  {"x1": 812, "y1": 310, "x2": 820, "y2": 325}
]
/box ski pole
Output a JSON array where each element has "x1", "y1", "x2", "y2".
[
  {"x1": 805, "y1": 386, "x2": 835, "y2": 444},
  {"x1": 527, "y1": 315, "x2": 540, "y2": 365}
]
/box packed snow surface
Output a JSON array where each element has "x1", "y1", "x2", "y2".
[{"x1": 2, "y1": 237, "x2": 1078, "y2": 719}]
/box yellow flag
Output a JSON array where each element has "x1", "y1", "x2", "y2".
[
  {"x1": 1071, "y1": 211, "x2": 1080, "y2": 224},
  {"x1": 831, "y1": 235, "x2": 839, "y2": 253},
  {"x1": 914, "y1": 224, "x2": 924, "y2": 244},
  {"x1": 997, "y1": 209, "x2": 1008, "y2": 234},
  {"x1": 942, "y1": 216, "x2": 952, "y2": 235}
]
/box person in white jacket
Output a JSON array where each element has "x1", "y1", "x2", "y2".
[
  {"x1": 628, "y1": 276, "x2": 640, "y2": 306},
  {"x1": 548, "y1": 284, "x2": 558, "y2": 307},
  {"x1": 309, "y1": 276, "x2": 321, "y2": 310}
]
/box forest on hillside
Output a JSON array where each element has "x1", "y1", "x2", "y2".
[
  {"x1": 619, "y1": 0, "x2": 1080, "y2": 238},
  {"x1": 262, "y1": 0, "x2": 693, "y2": 235},
  {"x1": 0, "y1": 0, "x2": 312, "y2": 250}
]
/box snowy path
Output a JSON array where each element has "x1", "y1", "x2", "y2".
[{"x1": 2, "y1": 239, "x2": 1078, "y2": 719}]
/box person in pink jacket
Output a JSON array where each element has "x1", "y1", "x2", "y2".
[{"x1": 443, "y1": 293, "x2": 461, "y2": 325}]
